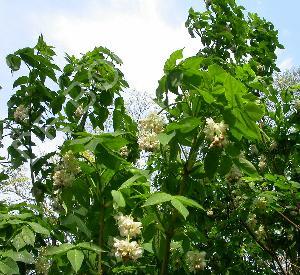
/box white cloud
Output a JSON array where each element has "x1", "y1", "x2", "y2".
[
  {"x1": 29, "y1": 0, "x2": 200, "y2": 95},
  {"x1": 279, "y1": 57, "x2": 294, "y2": 71}
]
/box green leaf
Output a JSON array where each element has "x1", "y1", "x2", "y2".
[
  {"x1": 157, "y1": 131, "x2": 176, "y2": 146},
  {"x1": 142, "y1": 242, "x2": 154, "y2": 253},
  {"x1": 67, "y1": 249, "x2": 84, "y2": 273},
  {"x1": 244, "y1": 102, "x2": 265, "y2": 121},
  {"x1": 174, "y1": 196, "x2": 204, "y2": 210},
  {"x1": 111, "y1": 190, "x2": 126, "y2": 208},
  {"x1": 2, "y1": 250, "x2": 34, "y2": 264},
  {"x1": 166, "y1": 117, "x2": 201, "y2": 133},
  {"x1": 164, "y1": 49, "x2": 183, "y2": 72},
  {"x1": 21, "y1": 226, "x2": 35, "y2": 247},
  {"x1": 0, "y1": 258, "x2": 19, "y2": 275},
  {"x1": 0, "y1": 172, "x2": 9, "y2": 181},
  {"x1": 204, "y1": 148, "x2": 221, "y2": 179},
  {"x1": 118, "y1": 174, "x2": 148, "y2": 190},
  {"x1": 233, "y1": 157, "x2": 258, "y2": 176},
  {"x1": 13, "y1": 76, "x2": 28, "y2": 88},
  {"x1": 62, "y1": 214, "x2": 91, "y2": 238},
  {"x1": 95, "y1": 143, "x2": 123, "y2": 170},
  {"x1": 27, "y1": 222, "x2": 50, "y2": 236},
  {"x1": 45, "y1": 243, "x2": 75, "y2": 256},
  {"x1": 143, "y1": 192, "x2": 173, "y2": 207},
  {"x1": 171, "y1": 199, "x2": 189, "y2": 219},
  {"x1": 6, "y1": 54, "x2": 21, "y2": 71},
  {"x1": 12, "y1": 234, "x2": 26, "y2": 251},
  {"x1": 76, "y1": 242, "x2": 103, "y2": 254}
]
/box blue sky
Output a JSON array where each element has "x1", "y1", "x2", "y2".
[{"x1": 0, "y1": 0, "x2": 299, "y2": 118}]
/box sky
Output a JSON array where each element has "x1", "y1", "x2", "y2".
[{"x1": 0, "y1": 0, "x2": 299, "y2": 119}]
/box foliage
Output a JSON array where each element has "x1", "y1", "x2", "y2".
[{"x1": 0, "y1": 1, "x2": 299, "y2": 274}]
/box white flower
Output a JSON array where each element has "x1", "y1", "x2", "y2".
[
  {"x1": 255, "y1": 225, "x2": 266, "y2": 239},
  {"x1": 75, "y1": 104, "x2": 84, "y2": 118},
  {"x1": 226, "y1": 165, "x2": 242, "y2": 182},
  {"x1": 139, "y1": 113, "x2": 164, "y2": 134},
  {"x1": 53, "y1": 151, "x2": 80, "y2": 188},
  {"x1": 249, "y1": 144, "x2": 258, "y2": 155},
  {"x1": 294, "y1": 99, "x2": 300, "y2": 111},
  {"x1": 258, "y1": 155, "x2": 266, "y2": 170},
  {"x1": 14, "y1": 105, "x2": 28, "y2": 122},
  {"x1": 207, "y1": 210, "x2": 214, "y2": 216},
  {"x1": 115, "y1": 214, "x2": 142, "y2": 238},
  {"x1": 52, "y1": 169, "x2": 74, "y2": 187},
  {"x1": 186, "y1": 250, "x2": 206, "y2": 272},
  {"x1": 113, "y1": 238, "x2": 143, "y2": 261},
  {"x1": 203, "y1": 118, "x2": 228, "y2": 148},
  {"x1": 120, "y1": 146, "x2": 129, "y2": 158},
  {"x1": 256, "y1": 196, "x2": 267, "y2": 209},
  {"x1": 138, "y1": 132, "x2": 160, "y2": 152},
  {"x1": 138, "y1": 113, "x2": 164, "y2": 151},
  {"x1": 81, "y1": 150, "x2": 95, "y2": 163},
  {"x1": 63, "y1": 150, "x2": 81, "y2": 174}
]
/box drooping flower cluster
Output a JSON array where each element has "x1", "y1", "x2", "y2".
[
  {"x1": 138, "y1": 113, "x2": 164, "y2": 151},
  {"x1": 112, "y1": 213, "x2": 143, "y2": 261},
  {"x1": 81, "y1": 150, "x2": 95, "y2": 163},
  {"x1": 294, "y1": 99, "x2": 300, "y2": 111},
  {"x1": 52, "y1": 169, "x2": 75, "y2": 187},
  {"x1": 255, "y1": 196, "x2": 267, "y2": 209},
  {"x1": 203, "y1": 118, "x2": 228, "y2": 148},
  {"x1": 35, "y1": 247, "x2": 51, "y2": 275},
  {"x1": 255, "y1": 225, "x2": 266, "y2": 240},
  {"x1": 52, "y1": 151, "x2": 80, "y2": 187},
  {"x1": 113, "y1": 239, "x2": 143, "y2": 261},
  {"x1": 249, "y1": 144, "x2": 258, "y2": 155},
  {"x1": 115, "y1": 213, "x2": 142, "y2": 238},
  {"x1": 270, "y1": 141, "x2": 277, "y2": 151},
  {"x1": 206, "y1": 209, "x2": 214, "y2": 216},
  {"x1": 75, "y1": 104, "x2": 84, "y2": 118},
  {"x1": 258, "y1": 155, "x2": 267, "y2": 171},
  {"x1": 120, "y1": 146, "x2": 129, "y2": 158},
  {"x1": 14, "y1": 105, "x2": 28, "y2": 122},
  {"x1": 186, "y1": 250, "x2": 207, "y2": 272},
  {"x1": 226, "y1": 165, "x2": 242, "y2": 182}
]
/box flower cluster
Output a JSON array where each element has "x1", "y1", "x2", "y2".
[
  {"x1": 206, "y1": 209, "x2": 214, "y2": 217},
  {"x1": 52, "y1": 151, "x2": 80, "y2": 187},
  {"x1": 35, "y1": 247, "x2": 51, "y2": 275},
  {"x1": 75, "y1": 104, "x2": 84, "y2": 118},
  {"x1": 255, "y1": 225, "x2": 266, "y2": 240},
  {"x1": 63, "y1": 151, "x2": 81, "y2": 174},
  {"x1": 186, "y1": 250, "x2": 207, "y2": 272},
  {"x1": 294, "y1": 99, "x2": 300, "y2": 111},
  {"x1": 81, "y1": 150, "x2": 95, "y2": 163},
  {"x1": 249, "y1": 144, "x2": 258, "y2": 155},
  {"x1": 115, "y1": 213, "x2": 142, "y2": 238},
  {"x1": 255, "y1": 196, "x2": 267, "y2": 209},
  {"x1": 204, "y1": 118, "x2": 228, "y2": 148},
  {"x1": 120, "y1": 146, "x2": 129, "y2": 158},
  {"x1": 258, "y1": 155, "x2": 266, "y2": 171},
  {"x1": 226, "y1": 165, "x2": 242, "y2": 182},
  {"x1": 52, "y1": 169, "x2": 75, "y2": 187},
  {"x1": 138, "y1": 113, "x2": 164, "y2": 151},
  {"x1": 113, "y1": 239, "x2": 143, "y2": 261},
  {"x1": 14, "y1": 105, "x2": 28, "y2": 122},
  {"x1": 112, "y1": 213, "x2": 143, "y2": 261}
]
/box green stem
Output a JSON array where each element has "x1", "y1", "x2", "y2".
[
  {"x1": 159, "y1": 131, "x2": 201, "y2": 274},
  {"x1": 98, "y1": 198, "x2": 105, "y2": 275}
]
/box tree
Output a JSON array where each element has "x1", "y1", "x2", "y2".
[{"x1": 0, "y1": 0, "x2": 299, "y2": 274}]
